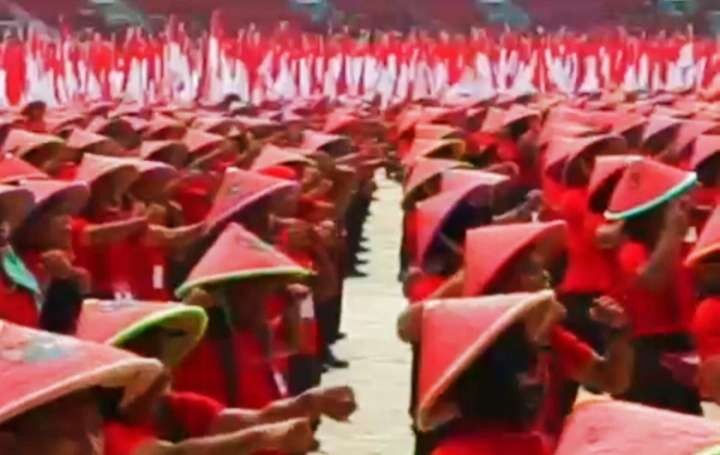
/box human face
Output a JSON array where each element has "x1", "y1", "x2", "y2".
[
  {"x1": 495, "y1": 250, "x2": 551, "y2": 294},
  {"x1": 2, "y1": 390, "x2": 104, "y2": 455},
  {"x1": 21, "y1": 212, "x2": 72, "y2": 250}
]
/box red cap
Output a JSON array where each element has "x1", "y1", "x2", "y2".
[
  {"x1": 19, "y1": 179, "x2": 89, "y2": 220},
  {"x1": 463, "y1": 221, "x2": 567, "y2": 296},
  {"x1": 176, "y1": 223, "x2": 311, "y2": 298},
  {"x1": 604, "y1": 158, "x2": 697, "y2": 220}
]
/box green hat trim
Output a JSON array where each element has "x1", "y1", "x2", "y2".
[
  {"x1": 696, "y1": 444, "x2": 720, "y2": 455},
  {"x1": 109, "y1": 305, "x2": 208, "y2": 367},
  {"x1": 175, "y1": 266, "x2": 313, "y2": 300},
  {"x1": 604, "y1": 172, "x2": 697, "y2": 221}
]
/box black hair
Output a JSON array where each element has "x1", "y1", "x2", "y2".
[
  {"x1": 39, "y1": 279, "x2": 84, "y2": 335},
  {"x1": 589, "y1": 173, "x2": 622, "y2": 213},
  {"x1": 697, "y1": 154, "x2": 720, "y2": 187},
  {"x1": 622, "y1": 203, "x2": 666, "y2": 246},
  {"x1": 450, "y1": 323, "x2": 541, "y2": 429}
]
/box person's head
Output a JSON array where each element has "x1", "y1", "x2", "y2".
[
  {"x1": 15, "y1": 208, "x2": 72, "y2": 251},
  {"x1": 0, "y1": 389, "x2": 104, "y2": 455},
  {"x1": 22, "y1": 103, "x2": 46, "y2": 123},
  {"x1": 450, "y1": 322, "x2": 543, "y2": 429},
  {"x1": 621, "y1": 203, "x2": 668, "y2": 246},
  {"x1": 491, "y1": 249, "x2": 553, "y2": 294},
  {"x1": 217, "y1": 276, "x2": 296, "y2": 329},
  {"x1": 87, "y1": 168, "x2": 136, "y2": 213},
  {"x1": 40, "y1": 279, "x2": 84, "y2": 334}
]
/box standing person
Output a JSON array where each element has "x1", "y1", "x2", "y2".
[
  {"x1": 173, "y1": 223, "x2": 313, "y2": 410},
  {"x1": 604, "y1": 157, "x2": 701, "y2": 414}
]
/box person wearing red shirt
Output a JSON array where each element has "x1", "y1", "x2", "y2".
[
  {"x1": 605, "y1": 158, "x2": 701, "y2": 414},
  {"x1": 415, "y1": 221, "x2": 632, "y2": 454}
]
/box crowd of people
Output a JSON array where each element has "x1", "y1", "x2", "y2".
[
  {"x1": 3, "y1": 19, "x2": 720, "y2": 108},
  {"x1": 3, "y1": 14, "x2": 720, "y2": 455}
]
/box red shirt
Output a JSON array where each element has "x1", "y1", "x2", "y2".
[
  {"x1": 163, "y1": 391, "x2": 224, "y2": 437},
  {"x1": 0, "y1": 271, "x2": 38, "y2": 328},
  {"x1": 555, "y1": 188, "x2": 616, "y2": 294},
  {"x1": 129, "y1": 242, "x2": 170, "y2": 300},
  {"x1": 104, "y1": 421, "x2": 155, "y2": 455},
  {"x1": 691, "y1": 297, "x2": 720, "y2": 360},
  {"x1": 614, "y1": 241, "x2": 688, "y2": 336},
  {"x1": 71, "y1": 214, "x2": 137, "y2": 297},
  {"x1": 432, "y1": 424, "x2": 551, "y2": 455},
  {"x1": 173, "y1": 330, "x2": 282, "y2": 409},
  {"x1": 407, "y1": 273, "x2": 446, "y2": 303},
  {"x1": 173, "y1": 176, "x2": 216, "y2": 224},
  {"x1": 404, "y1": 210, "x2": 419, "y2": 266}
]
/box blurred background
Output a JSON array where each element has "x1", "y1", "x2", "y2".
[{"x1": 1, "y1": 0, "x2": 719, "y2": 35}]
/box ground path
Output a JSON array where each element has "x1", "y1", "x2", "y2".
[{"x1": 317, "y1": 173, "x2": 414, "y2": 454}]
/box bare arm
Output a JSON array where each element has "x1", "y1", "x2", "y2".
[{"x1": 144, "y1": 223, "x2": 204, "y2": 249}]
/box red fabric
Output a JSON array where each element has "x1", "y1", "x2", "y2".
[
  {"x1": 129, "y1": 242, "x2": 170, "y2": 300},
  {"x1": 432, "y1": 425, "x2": 551, "y2": 455},
  {"x1": 550, "y1": 326, "x2": 595, "y2": 377},
  {"x1": 408, "y1": 273, "x2": 446, "y2": 303},
  {"x1": 260, "y1": 165, "x2": 299, "y2": 181},
  {"x1": 71, "y1": 213, "x2": 136, "y2": 297},
  {"x1": 103, "y1": 421, "x2": 156, "y2": 455},
  {"x1": 173, "y1": 330, "x2": 281, "y2": 409},
  {"x1": 555, "y1": 188, "x2": 616, "y2": 294},
  {"x1": 163, "y1": 391, "x2": 224, "y2": 437},
  {"x1": 614, "y1": 241, "x2": 686, "y2": 336},
  {"x1": 692, "y1": 297, "x2": 720, "y2": 361},
  {"x1": 55, "y1": 162, "x2": 79, "y2": 181},
  {"x1": 0, "y1": 271, "x2": 39, "y2": 328},
  {"x1": 174, "y1": 177, "x2": 215, "y2": 224}
]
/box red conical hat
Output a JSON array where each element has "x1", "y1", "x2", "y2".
[
  {"x1": 87, "y1": 116, "x2": 141, "y2": 139},
  {"x1": 641, "y1": 115, "x2": 682, "y2": 145},
  {"x1": 416, "y1": 290, "x2": 557, "y2": 431},
  {"x1": 323, "y1": 111, "x2": 360, "y2": 134},
  {"x1": 45, "y1": 113, "x2": 86, "y2": 136},
  {"x1": 504, "y1": 104, "x2": 540, "y2": 127},
  {"x1": 587, "y1": 111, "x2": 647, "y2": 135},
  {"x1": 204, "y1": 167, "x2": 298, "y2": 232},
  {"x1": 235, "y1": 115, "x2": 284, "y2": 138},
  {"x1": 191, "y1": 116, "x2": 240, "y2": 135},
  {"x1": 75, "y1": 299, "x2": 207, "y2": 366},
  {"x1": 440, "y1": 169, "x2": 508, "y2": 193},
  {"x1": 395, "y1": 108, "x2": 425, "y2": 138},
  {"x1": 588, "y1": 155, "x2": 643, "y2": 212},
  {"x1": 686, "y1": 206, "x2": 720, "y2": 265},
  {"x1": 0, "y1": 321, "x2": 163, "y2": 425},
  {"x1": 251, "y1": 144, "x2": 311, "y2": 171},
  {"x1": 109, "y1": 102, "x2": 146, "y2": 119},
  {"x1": 544, "y1": 134, "x2": 627, "y2": 181},
  {"x1": 129, "y1": 158, "x2": 178, "y2": 183},
  {"x1": 144, "y1": 115, "x2": 187, "y2": 140},
  {"x1": 555, "y1": 400, "x2": 720, "y2": 455},
  {"x1": 463, "y1": 221, "x2": 567, "y2": 296},
  {"x1": 654, "y1": 105, "x2": 694, "y2": 119},
  {"x1": 416, "y1": 173, "x2": 508, "y2": 266},
  {"x1": 538, "y1": 121, "x2": 601, "y2": 147},
  {"x1": 403, "y1": 138, "x2": 465, "y2": 166},
  {"x1": 136, "y1": 140, "x2": 189, "y2": 167},
  {"x1": 671, "y1": 120, "x2": 720, "y2": 156},
  {"x1": 182, "y1": 129, "x2": 226, "y2": 155},
  {"x1": 19, "y1": 179, "x2": 89, "y2": 220},
  {"x1": 0, "y1": 183, "x2": 34, "y2": 228},
  {"x1": 403, "y1": 158, "x2": 468, "y2": 203},
  {"x1": 176, "y1": 223, "x2": 311, "y2": 298},
  {"x1": 690, "y1": 135, "x2": 720, "y2": 171},
  {"x1": 414, "y1": 123, "x2": 462, "y2": 140},
  {"x1": 74, "y1": 154, "x2": 140, "y2": 188},
  {"x1": 301, "y1": 130, "x2": 351, "y2": 153},
  {"x1": 0, "y1": 155, "x2": 47, "y2": 183},
  {"x1": 66, "y1": 128, "x2": 124, "y2": 156},
  {"x1": 605, "y1": 158, "x2": 697, "y2": 220},
  {"x1": 479, "y1": 107, "x2": 506, "y2": 133},
  {"x1": 2, "y1": 129, "x2": 64, "y2": 158}
]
